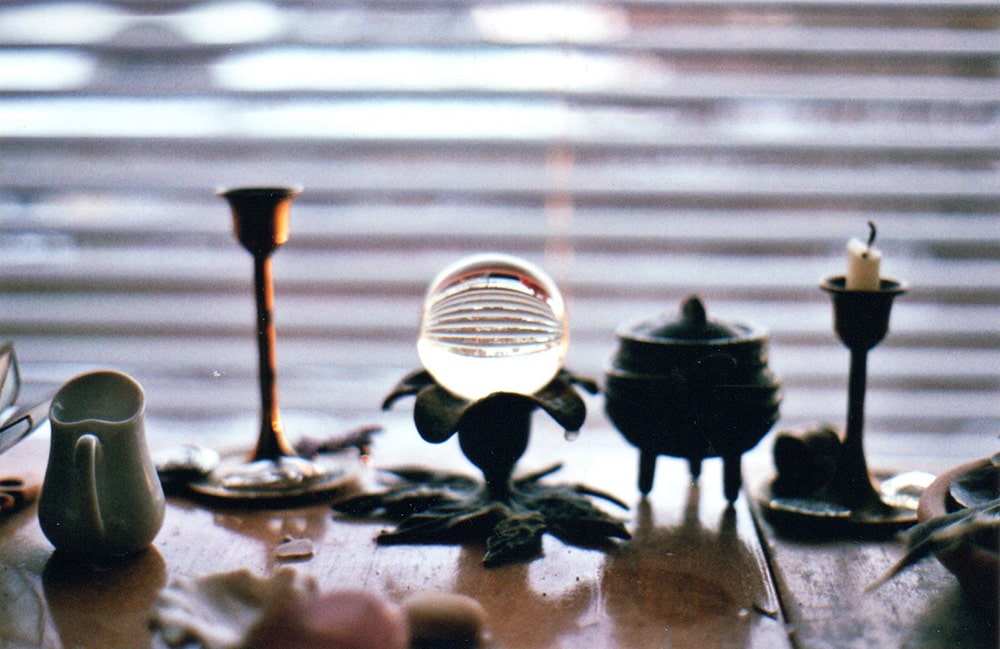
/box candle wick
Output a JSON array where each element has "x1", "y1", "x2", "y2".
[{"x1": 866, "y1": 221, "x2": 877, "y2": 248}]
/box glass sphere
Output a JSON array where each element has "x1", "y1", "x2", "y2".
[{"x1": 417, "y1": 253, "x2": 569, "y2": 401}]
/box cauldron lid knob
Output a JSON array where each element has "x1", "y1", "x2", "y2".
[{"x1": 647, "y1": 295, "x2": 741, "y2": 340}]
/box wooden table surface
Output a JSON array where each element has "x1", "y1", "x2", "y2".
[{"x1": 0, "y1": 405, "x2": 995, "y2": 649}]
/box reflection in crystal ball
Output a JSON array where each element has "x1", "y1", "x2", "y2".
[{"x1": 417, "y1": 253, "x2": 569, "y2": 401}]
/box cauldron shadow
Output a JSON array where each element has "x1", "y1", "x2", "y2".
[
  {"x1": 600, "y1": 484, "x2": 771, "y2": 648},
  {"x1": 451, "y1": 544, "x2": 594, "y2": 649}
]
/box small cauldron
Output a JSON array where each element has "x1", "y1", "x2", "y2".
[{"x1": 605, "y1": 296, "x2": 781, "y2": 501}]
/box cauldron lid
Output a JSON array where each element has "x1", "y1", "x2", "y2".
[{"x1": 641, "y1": 295, "x2": 742, "y2": 341}]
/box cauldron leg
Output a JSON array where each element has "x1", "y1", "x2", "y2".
[
  {"x1": 638, "y1": 450, "x2": 657, "y2": 495},
  {"x1": 723, "y1": 454, "x2": 742, "y2": 502},
  {"x1": 687, "y1": 457, "x2": 702, "y2": 480}
]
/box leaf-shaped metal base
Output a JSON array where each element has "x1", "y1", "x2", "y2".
[
  {"x1": 333, "y1": 464, "x2": 630, "y2": 567},
  {"x1": 342, "y1": 367, "x2": 629, "y2": 565}
]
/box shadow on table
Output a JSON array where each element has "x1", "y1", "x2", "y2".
[
  {"x1": 451, "y1": 543, "x2": 594, "y2": 649},
  {"x1": 905, "y1": 581, "x2": 998, "y2": 649},
  {"x1": 600, "y1": 484, "x2": 773, "y2": 648},
  {"x1": 42, "y1": 547, "x2": 166, "y2": 649}
]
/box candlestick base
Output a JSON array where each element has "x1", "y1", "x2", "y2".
[
  {"x1": 156, "y1": 416, "x2": 380, "y2": 506},
  {"x1": 189, "y1": 449, "x2": 365, "y2": 504},
  {"x1": 757, "y1": 469, "x2": 934, "y2": 535},
  {"x1": 756, "y1": 423, "x2": 935, "y2": 535}
]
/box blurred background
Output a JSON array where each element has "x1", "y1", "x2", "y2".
[{"x1": 0, "y1": 0, "x2": 997, "y2": 454}]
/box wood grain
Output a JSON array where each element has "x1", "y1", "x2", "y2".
[
  {"x1": 0, "y1": 415, "x2": 994, "y2": 648},
  {"x1": 0, "y1": 418, "x2": 796, "y2": 649}
]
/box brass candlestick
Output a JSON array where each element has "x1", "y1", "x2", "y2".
[
  {"x1": 761, "y1": 275, "x2": 932, "y2": 533},
  {"x1": 224, "y1": 186, "x2": 299, "y2": 461},
  {"x1": 185, "y1": 187, "x2": 366, "y2": 503}
]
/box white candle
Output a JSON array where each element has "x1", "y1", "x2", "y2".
[{"x1": 845, "y1": 222, "x2": 881, "y2": 291}]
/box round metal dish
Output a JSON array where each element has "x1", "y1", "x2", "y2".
[{"x1": 758, "y1": 469, "x2": 935, "y2": 536}]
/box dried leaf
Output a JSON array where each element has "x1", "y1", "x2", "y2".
[
  {"x1": 293, "y1": 425, "x2": 381, "y2": 458},
  {"x1": 339, "y1": 463, "x2": 629, "y2": 566},
  {"x1": 331, "y1": 492, "x2": 390, "y2": 517},
  {"x1": 868, "y1": 499, "x2": 1000, "y2": 591},
  {"x1": 382, "y1": 467, "x2": 479, "y2": 490},
  {"x1": 527, "y1": 489, "x2": 631, "y2": 547},
  {"x1": 484, "y1": 513, "x2": 547, "y2": 567}
]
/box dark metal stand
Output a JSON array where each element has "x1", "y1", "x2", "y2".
[
  {"x1": 760, "y1": 276, "x2": 925, "y2": 533},
  {"x1": 334, "y1": 370, "x2": 631, "y2": 566}
]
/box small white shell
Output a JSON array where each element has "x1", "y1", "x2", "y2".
[{"x1": 274, "y1": 538, "x2": 314, "y2": 560}]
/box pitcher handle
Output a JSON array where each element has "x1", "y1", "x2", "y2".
[{"x1": 74, "y1": 434, "x2": 106, "y2": 544}]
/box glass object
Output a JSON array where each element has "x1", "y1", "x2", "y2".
[{"x1": 417, "y1": 253, "x2": 569, "y2": 401}]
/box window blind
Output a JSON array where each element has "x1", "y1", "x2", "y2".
[{"x1": 0, "y1": 0, "x2": 997, "y2": 445}]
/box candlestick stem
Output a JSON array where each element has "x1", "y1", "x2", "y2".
[
  {"x1": 826, "y1": 347, "x2": 884, "y2": 510},
  {"x1": 845, "y1": 348, "x2": 869, "y2": 474},
  {"x1": 252, "y1": 252, "x2": 294, "y2": 461},
  {"x1": 820, "y1": 276, "x2": 907, "y2": 513}
]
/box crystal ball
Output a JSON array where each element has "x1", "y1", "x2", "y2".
[{"x1": 417, "y1": 253, "x2": 569, "y2": 401}]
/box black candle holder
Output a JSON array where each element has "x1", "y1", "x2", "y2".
[
  {"x1": 760, "y1": 275, "x2": 929, "y2": 533},
  {"x1": 333, "y1": 369, "x2": 631, "y2": 566}
]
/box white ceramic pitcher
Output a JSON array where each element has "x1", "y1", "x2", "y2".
[{"x1": 38, "y1": 370, "x2": 165, "y2": 559}]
